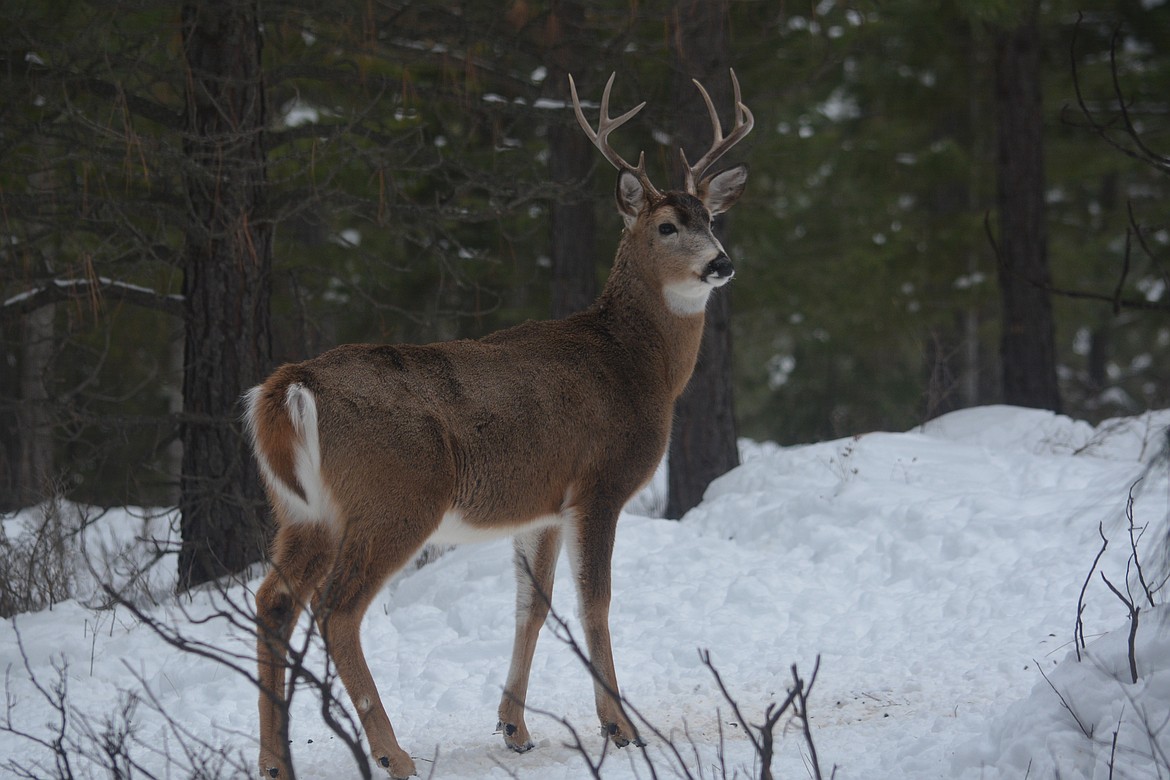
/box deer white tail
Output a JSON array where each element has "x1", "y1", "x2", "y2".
[{"x1": 244, "y1": 382, "x2": 334, "y2": 525}]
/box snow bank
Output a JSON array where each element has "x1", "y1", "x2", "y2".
[{"x1": 1, "y1": 406, "x2": 1167, "y2": 779}]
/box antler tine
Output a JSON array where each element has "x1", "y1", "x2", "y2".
[
  {"x1": 681, "y1": 68, "x2": 755, "y2": 195},
  {"x1": 568, "y1": 73, "x2": 661, "y2": 198}
]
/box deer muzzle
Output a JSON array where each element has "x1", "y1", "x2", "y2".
[{"x1": 701, "y1": 254, "x2": 735, "y2": 284}]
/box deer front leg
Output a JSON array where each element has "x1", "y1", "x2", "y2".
[
  {"x1": 569, "y1": 510, "x2": 642, "y2": 749},
  {"x1": 497, "y1": 526, "x2": 562, "y2": 752}
]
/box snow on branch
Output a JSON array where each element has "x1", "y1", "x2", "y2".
[{"x1": 1, "y1": 277, "x2": 183, "y2": 321}]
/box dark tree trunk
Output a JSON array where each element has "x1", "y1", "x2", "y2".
[
  {"x1": 17, "y1": 304, "x2": 54, "y2": 504},
  {"x1": 666, "y1": 0, "x2": 740, "y2": 519},
  {"x1": 927, "y1": 17, "x2": 986, "y2": 415},
  {"x1": 544, "y1": 0, "x2": 598, "y2": 318},
  {"x1": 178, "y1": 0, "x2": 273, "y2": 590},
  {"x1": 993, "y1": 8, "x2": 1062, "y2": 412}
]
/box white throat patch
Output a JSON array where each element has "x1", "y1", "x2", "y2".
[{"x1": 663, "y1": 276, "x2": 726, "y2": 316}]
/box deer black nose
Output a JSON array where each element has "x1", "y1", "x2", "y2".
[{"x1": 702, "y1": 254, "x2": 734, "y2": 282}]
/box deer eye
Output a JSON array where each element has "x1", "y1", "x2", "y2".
[{"x1": 658, "y1": 222, "x2": 677, "y2": 236}]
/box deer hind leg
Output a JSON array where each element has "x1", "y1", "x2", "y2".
[
  {"x1": 257, "y1": 521, "x2": 336, "y2": 779},
  {"x1": 497, "y1": 525, "x2": 562, "y2": 752},
  {"x1": 569, "y1": 507, "x2": 643, "y2": 749},
  {"x1": 313, "y1": 517, "x2": 437, "y2": 780}
]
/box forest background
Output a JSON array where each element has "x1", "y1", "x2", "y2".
[{"x1": 1, "y1": 0, "x2": 1167, "y2": 591}]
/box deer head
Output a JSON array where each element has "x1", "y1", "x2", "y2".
[{"x1": 569, "y1": 70, "x2": 753, "y2": 315}]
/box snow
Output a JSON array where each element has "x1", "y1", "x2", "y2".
[
  {"x1": 2, "y1": 277, "x2": 184, "y2": 309},
  {"x1": 2, "y1": 406, "x2": 1169, "y2": 779}
]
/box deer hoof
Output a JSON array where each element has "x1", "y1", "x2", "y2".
[
  {"x1": 603, "y1": 722, "x2": 645, "y2": 748},
  {"x1": 377, "y1": 753, "x2": 417, "y2": 779},
  {"x1": 259, "y1": 754, "x2": 287, "y2": 779},
  {"x1": 497, "y1": 720, "x2": 535, "y2": 752}
]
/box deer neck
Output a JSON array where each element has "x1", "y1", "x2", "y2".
[{"x1": 594, "y1": 240, "x2": 708, "y2": 399}]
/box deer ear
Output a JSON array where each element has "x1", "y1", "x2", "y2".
[
  {"x1": 697, "y1": 164, "x2": 748, "y2": 216},
  {"x1": 615, "y1": 169, "x2": 647, "y2": 227}
]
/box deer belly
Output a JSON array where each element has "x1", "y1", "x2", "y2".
[{"x1": 428, "y1": 509, "x2": 565, "y2": 546}]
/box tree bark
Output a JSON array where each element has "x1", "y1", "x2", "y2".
[
  {"x1": 544, "y1": 1, "x2": 598, "y2": 318},
  {"x1": 178, "y1": 0, "x2": 273, "y2": 589},
  {"x1": 17, "y1": 304, "x2": 55, "y2": 504},
  {"x1": 993, "y1": 7, "x2": 1062, "y2": 412},
  {"x1": 666, "y1": 0, "x2": 740, "y2": 519}
]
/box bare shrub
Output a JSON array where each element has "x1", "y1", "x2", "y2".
[{"x1": 0, "y1": 498, "x2": 76, "y2": 617}]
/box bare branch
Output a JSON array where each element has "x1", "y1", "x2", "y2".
[
  {"x1": 1124, "y1": 480, "x2": 1156, "y2": 608},
  {"x1": 1076, "y1": 524, "x2": 1110, "y2": 661},
  {"x1": 1099, "y1": 572, "x2": 1140, "y2": 684},
  {"x1": 1127, "y1": 201, "x2": 1170, "y2": 295},
  {"x1": 1, "y1": 277, "x2": 184, "y2": 322},
  {"x1": 1067, "y1": 14, "x2": 1170, "y2": 174},
  {"x1": 1036, "y1": 659, "x2": 1093, "y2": 738},
  {"x1": 984, "y1": 211, "x2": 1170, "y2": 314}
]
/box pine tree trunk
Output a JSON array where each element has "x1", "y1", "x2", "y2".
[
  {"x1": 993, "y1": 8, "x2": 1061, "y2": 412},
  {"x1": 178, "y1": 0, "x2": 273, "y2": 589},
  {"x1": 17, "y1": 303, "x2": 54, "y2": 503},
  {"x1": 666, "y1": 0, "x2": 740, "y2": 519},
  {"x1": 545, "y1": 0, "x2": 597, "y2": 319}
]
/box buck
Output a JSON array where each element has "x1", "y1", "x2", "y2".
[{"x1": 246, "y1": 70, "x2": 752, "y2": 779}]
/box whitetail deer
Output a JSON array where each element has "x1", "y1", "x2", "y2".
[{"x1": 246, "y1": 70, "x2": 752, "y2": 779}]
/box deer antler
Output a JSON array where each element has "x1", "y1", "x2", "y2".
[
  {"x1": 568, "y1": 72, "x2": 663, "y2": 200},
  {"x1": 681, "y1": 69, "x2": 755, "y2": 195}
]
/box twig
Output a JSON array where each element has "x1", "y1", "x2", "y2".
[
  {"x1": 2, "y1": 628, "x2": 77, "y2": 779},
  {"x1": 792, "y1": 658, "x2": 825, "y2": 780},
  {"x1": 514, "y1": 555, "x2": 680, "y2": 779},
  {"x1": 1108, "y1": 707, "x2": 1121, "y2": 780},
  {"x1": 1124, "y1": 480, "x2": 1155, "y2": 608},
  {"x1": 986, "y1": 209, "x2": 1170, "y2": 314},
  {"x1": 1106, "y1": 27, "x2": 1170, "y2": 170},
  {"x1": 1127, "y1": 201, "x2": 1170, "y2": 295},
  {"x1": 1035, "y1": 659, "x2": 1093, "y2": 738},
  {"x1": 700, "y1": 649, "x2": 788, "y2": 762},
  {"x1": 516, "y1": 555, "x2": 831, "y2": 779},
  {"x1": 1076, "y1": 524, "x2": 1109, "y2": 661},
  {"x1": 1068, "y1": 14, "x2": 1170, "y2": 173},
  {"x1": 1099, "y1": 572, "x2": 1140, "y2": 684}
]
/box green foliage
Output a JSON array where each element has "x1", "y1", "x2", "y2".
[
  {"x1": 726, "y1": 0, "x2": 1169, "y2": 441},
  {"x1": 1, "y1": 0, "x2": 1167, "y2": 509}
]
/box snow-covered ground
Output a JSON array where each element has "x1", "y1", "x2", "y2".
[{"x1": 2, "y1": 406, "x2": 1168, "y2": 779}]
